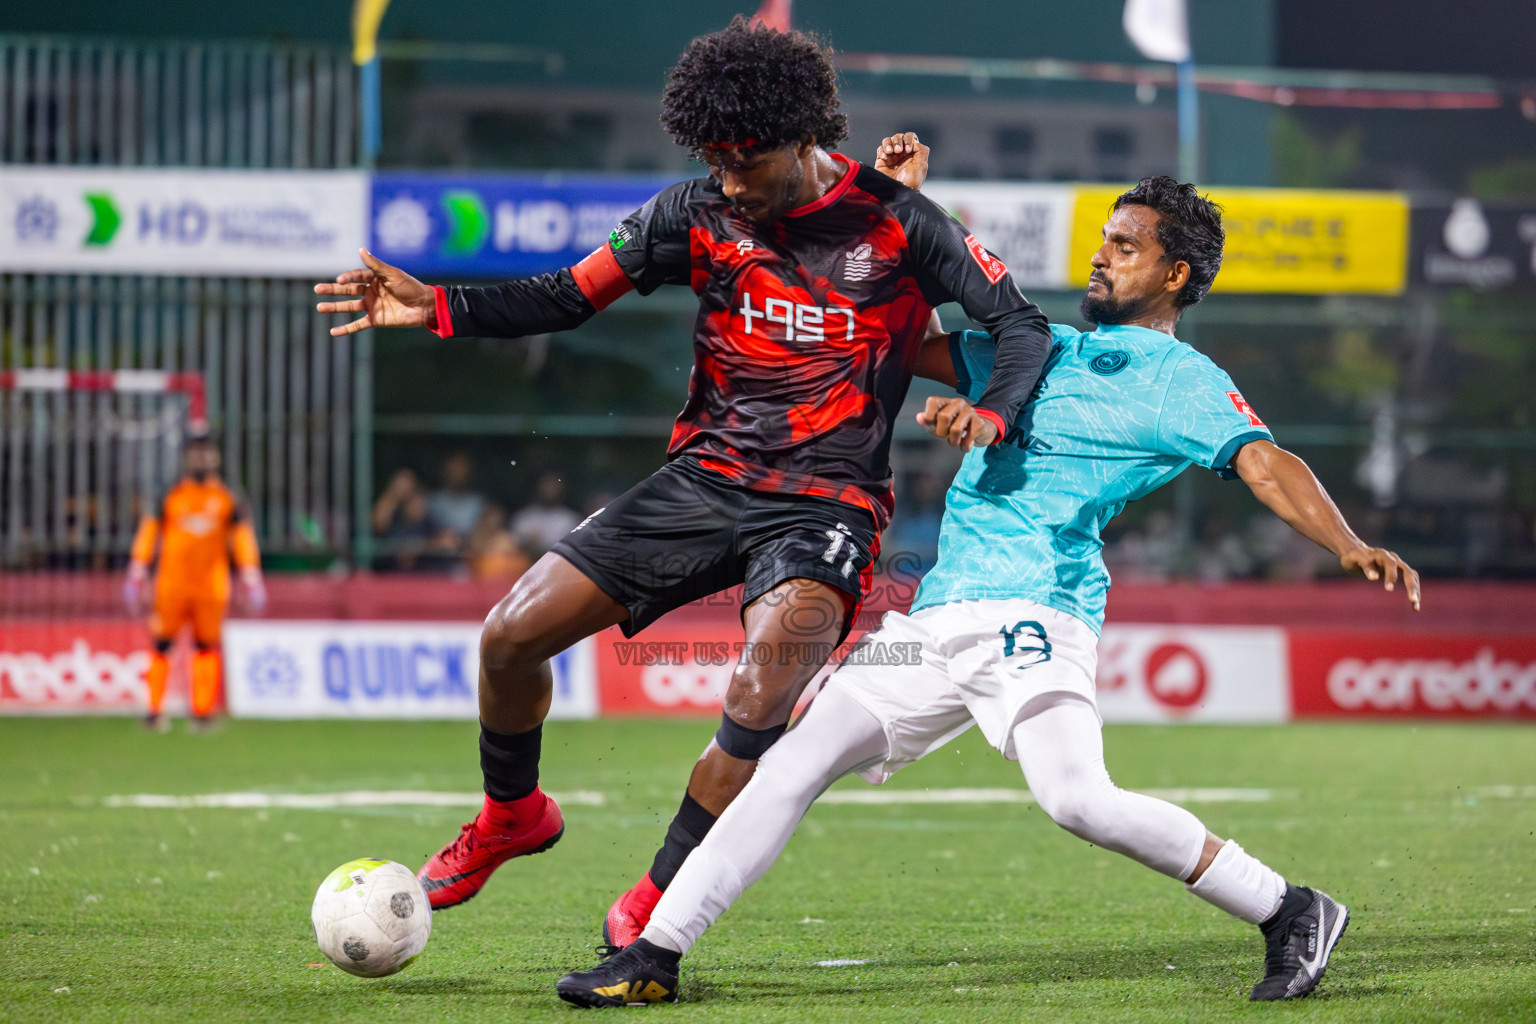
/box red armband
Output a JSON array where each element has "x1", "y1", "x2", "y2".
[
  {"x1": 430, "y1": 285, "x2": 454, "y2": 338},
  {"x1": 570, "y1": 246, "x2": 635, "y2": 311}
]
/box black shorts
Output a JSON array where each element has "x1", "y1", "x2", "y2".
[{"x1": 551, "y1": 456, "x2": 880, "y2": 640}]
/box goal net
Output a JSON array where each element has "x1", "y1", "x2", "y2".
[{"x1": 0, "y1": 370, "x2": 206, "y2": 715}]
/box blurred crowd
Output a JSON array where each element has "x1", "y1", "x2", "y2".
[
  {"x1": 371, "y1": 452, "x2": 604, "y2": 582},
  {"x1": 371, "y1": 456, "x2": 1536, "y2": 586}
]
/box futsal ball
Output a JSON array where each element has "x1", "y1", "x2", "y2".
[{"x1": 311, "y1": 858, "x2": 432, "y2": 977}]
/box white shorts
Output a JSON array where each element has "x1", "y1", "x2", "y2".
[{"x1": 825, "y1": 598, "x2": 1101, "y2": 784}]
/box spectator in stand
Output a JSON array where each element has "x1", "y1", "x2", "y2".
[
  {"x1": 511, "y1": 471, "x2": 580, "y2": 556},
  {"x1": 372, "y1": 468, "x2": 434, "y2": 570},
  {"x1": 464, "y1": 503, "x2": 530, "y2": 583},
  {"x1": 427, "y1": 451, "x2": 488, "y2": 556}
]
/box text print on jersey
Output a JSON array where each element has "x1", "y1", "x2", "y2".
[{"x1": 738, "y1": 292, "x2": 855, "y2": 343}]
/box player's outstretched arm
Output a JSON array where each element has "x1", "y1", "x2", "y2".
[
  {"x1": 316, "y1": 183, "x2": 698, "y2": 341},
  {"x1": 314, "y1": 249, "x2": 436, "y2": 337},
  {"x1": 1234, "y1": 439, "x2": 1421, "y2": 609}
]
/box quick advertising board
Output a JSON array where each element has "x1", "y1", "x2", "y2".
[
  {"x1": 0, "y1": 167, "x2": 368, "y2": 276},
  {"x1": 223, "y1": 620, "x2": 598, "y2": 720}
]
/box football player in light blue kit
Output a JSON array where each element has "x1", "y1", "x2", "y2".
[{"x1": 556, "y1": 148, "x2": 1421, "y2": 1007}]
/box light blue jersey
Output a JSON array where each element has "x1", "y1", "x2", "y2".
[{"x1": 911, "y1": 322, "x2": 1272, "y2": 633}]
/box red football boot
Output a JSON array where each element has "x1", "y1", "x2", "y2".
[
  {"x1": 417, "y1": 789, "x2": 564, "y2": 910},
  {"x1": 602, "y1": 872, "x2": 664, "y2": 948}
]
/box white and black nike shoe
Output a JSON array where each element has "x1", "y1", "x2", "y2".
[{"x1": 1251, "y1": 885, "x2": 1349, "y2": 1001}]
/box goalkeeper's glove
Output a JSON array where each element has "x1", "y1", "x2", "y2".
[
  {"x1": 123, "y1": 563, "x2": 149, "y2": 613},
  {"x1": 241, "y1": 568, "x2": 268, "y2": 615}
]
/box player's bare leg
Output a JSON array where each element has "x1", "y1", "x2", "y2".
[
  {"x1": 418, "y1": 552, "x2": 629, "y2": 910},
  {"x1": 604, "y1": 577, "x2": 849, "y2": 947}
]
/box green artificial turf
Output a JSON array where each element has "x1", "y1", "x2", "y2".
[{"x1": 2, "y1": 717, "x2": 1533, "y2": 1023}]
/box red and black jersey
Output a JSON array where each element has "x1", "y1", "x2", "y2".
[{"x1": 431, "y1": 155, "x2": 1050, "y2": 528}]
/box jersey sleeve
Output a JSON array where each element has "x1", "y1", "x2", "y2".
[
  {"x1": 949, "y1": 324, "x2": 1077, "y2": 406},
  {"x1": 1155, "y1": 352, "x2": 1274, "y2": 478},
  {"x1": 893, "y1": 188, "x2": 1053, "y2": 435},
  {"x1": 433, "y1": 180, "x2": 702, "y2": 340}
]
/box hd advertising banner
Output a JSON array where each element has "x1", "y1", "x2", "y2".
[
  {"x1": 0, "y1": 167, "x2": 368, "y2": 276},
  {"x1": 369, "y1": 172, "x2": 674, "y2": 279}
]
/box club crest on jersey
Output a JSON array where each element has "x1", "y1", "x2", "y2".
[
  {"x1": 1089, "y1": 350, "x2": 1130, "y2": 375},
  {"x1": 1226, "y1": 391, "x2": 1266, "y2": 427},
  {"x1": 964, "y1": 234, "x2": 1008, "y2": 285},
  {"x1": 735, "y1": 239, "x2": 756, "y2": 255},
  {"x1": 843, "y1": 242, "x2": 873, "y2": 282}
]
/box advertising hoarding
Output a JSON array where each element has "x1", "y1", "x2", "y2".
[{"x1": 0, "y1": 167, "x2": 368, "y2": 277}]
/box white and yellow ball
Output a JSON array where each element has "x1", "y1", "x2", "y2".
[{"x1": 311, "y1": 858, "x2": 431, "y2": 977}]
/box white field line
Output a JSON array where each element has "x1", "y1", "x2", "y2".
[
  {"x1": 102, "y1": 789, "x2": 606, "y2": 809},
  {"x1": 102, "y1": 786, "x2": 1282, "y2": 810},
  {"x1": 818, "y1": 786, "x2": 1280, "y2": 805}
]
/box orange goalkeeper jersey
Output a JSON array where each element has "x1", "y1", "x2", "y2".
[{"x1": 130, "y1": 478, "x2": 259, "y2": 595}]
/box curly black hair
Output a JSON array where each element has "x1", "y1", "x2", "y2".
[
  {"x1": 660, "y1": 15, "x2": 848, "y2": 156},
  {"x1": 1111, "y1": 176, "x2": 1225, "y2": 308}
]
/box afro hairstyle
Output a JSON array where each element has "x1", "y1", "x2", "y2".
[{"x1": 660, "y1": 15, "x2": 848, "y2": 158}]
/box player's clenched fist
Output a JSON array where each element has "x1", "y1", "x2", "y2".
[
  {"x1": 314, "y1": 248, "x2": 437, "y2": 336},
  {"x1": 874, "y1": 132, "x2": 930, "y2": 191},
  {"x1": 917, "y1": 395, "x2": 998, "y2": 452}
]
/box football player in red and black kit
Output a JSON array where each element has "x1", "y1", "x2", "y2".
[{"x1": 314, "y1": 17, "x2": 1051, "y2": 942}]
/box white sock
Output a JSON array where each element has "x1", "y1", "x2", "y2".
[
  {"x1": 644, "y1": 846, "x2": 746, "y2": 955},
  {"x1": 1186, "y1": 839, "x2": 1287, "y2": 924},
  {"x1": 640, "y1": 927, "x2": 683, "y2": 955}
]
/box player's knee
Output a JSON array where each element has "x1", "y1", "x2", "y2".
[
  {"x1": 479, "y1": 601, "x2": 549, "y2": 674},
  {"x1": 720, "y1": 661, "x2": 800, "y2": 728},
  {"x1": 713, "y1": 711, "x2": 786, "y2": 761},
  {"x1": 1033, "y1": 775, "x2": 1116, "y2": 842}
]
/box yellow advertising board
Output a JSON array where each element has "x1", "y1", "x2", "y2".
[{"x1": 1068, "y1": 187, "x2": 1410, "y2": 295}]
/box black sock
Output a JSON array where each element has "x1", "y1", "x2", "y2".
[
  {"x1": 479, "y1": 722, "x2": 542, "y2": 802},
  {"x1": 632, "y1": 937, "x2": 681, "y2": 970},
  {"x1": 647, "y1": 792, "x2": 718, "y2": 890},
  {"x1": 1261, "y1": 884, "x2": 1313, "y2": 931}
]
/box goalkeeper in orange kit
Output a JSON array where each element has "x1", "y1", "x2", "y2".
[{"x1": 124, "y1": 431, "x2": 266, "y2": 729}]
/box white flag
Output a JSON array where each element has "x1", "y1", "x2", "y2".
[{"x1": 1123, "y1": 0, "x2": 1191, "y2": 63}]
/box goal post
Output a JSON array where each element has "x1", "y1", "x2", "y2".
[{"x1": 0, "y1": 368, "x2": 207, "y2": 573}]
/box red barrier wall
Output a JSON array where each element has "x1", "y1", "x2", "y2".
[{"x1": 3, "y1": 572, "x2": 1533, "y2": 629}]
